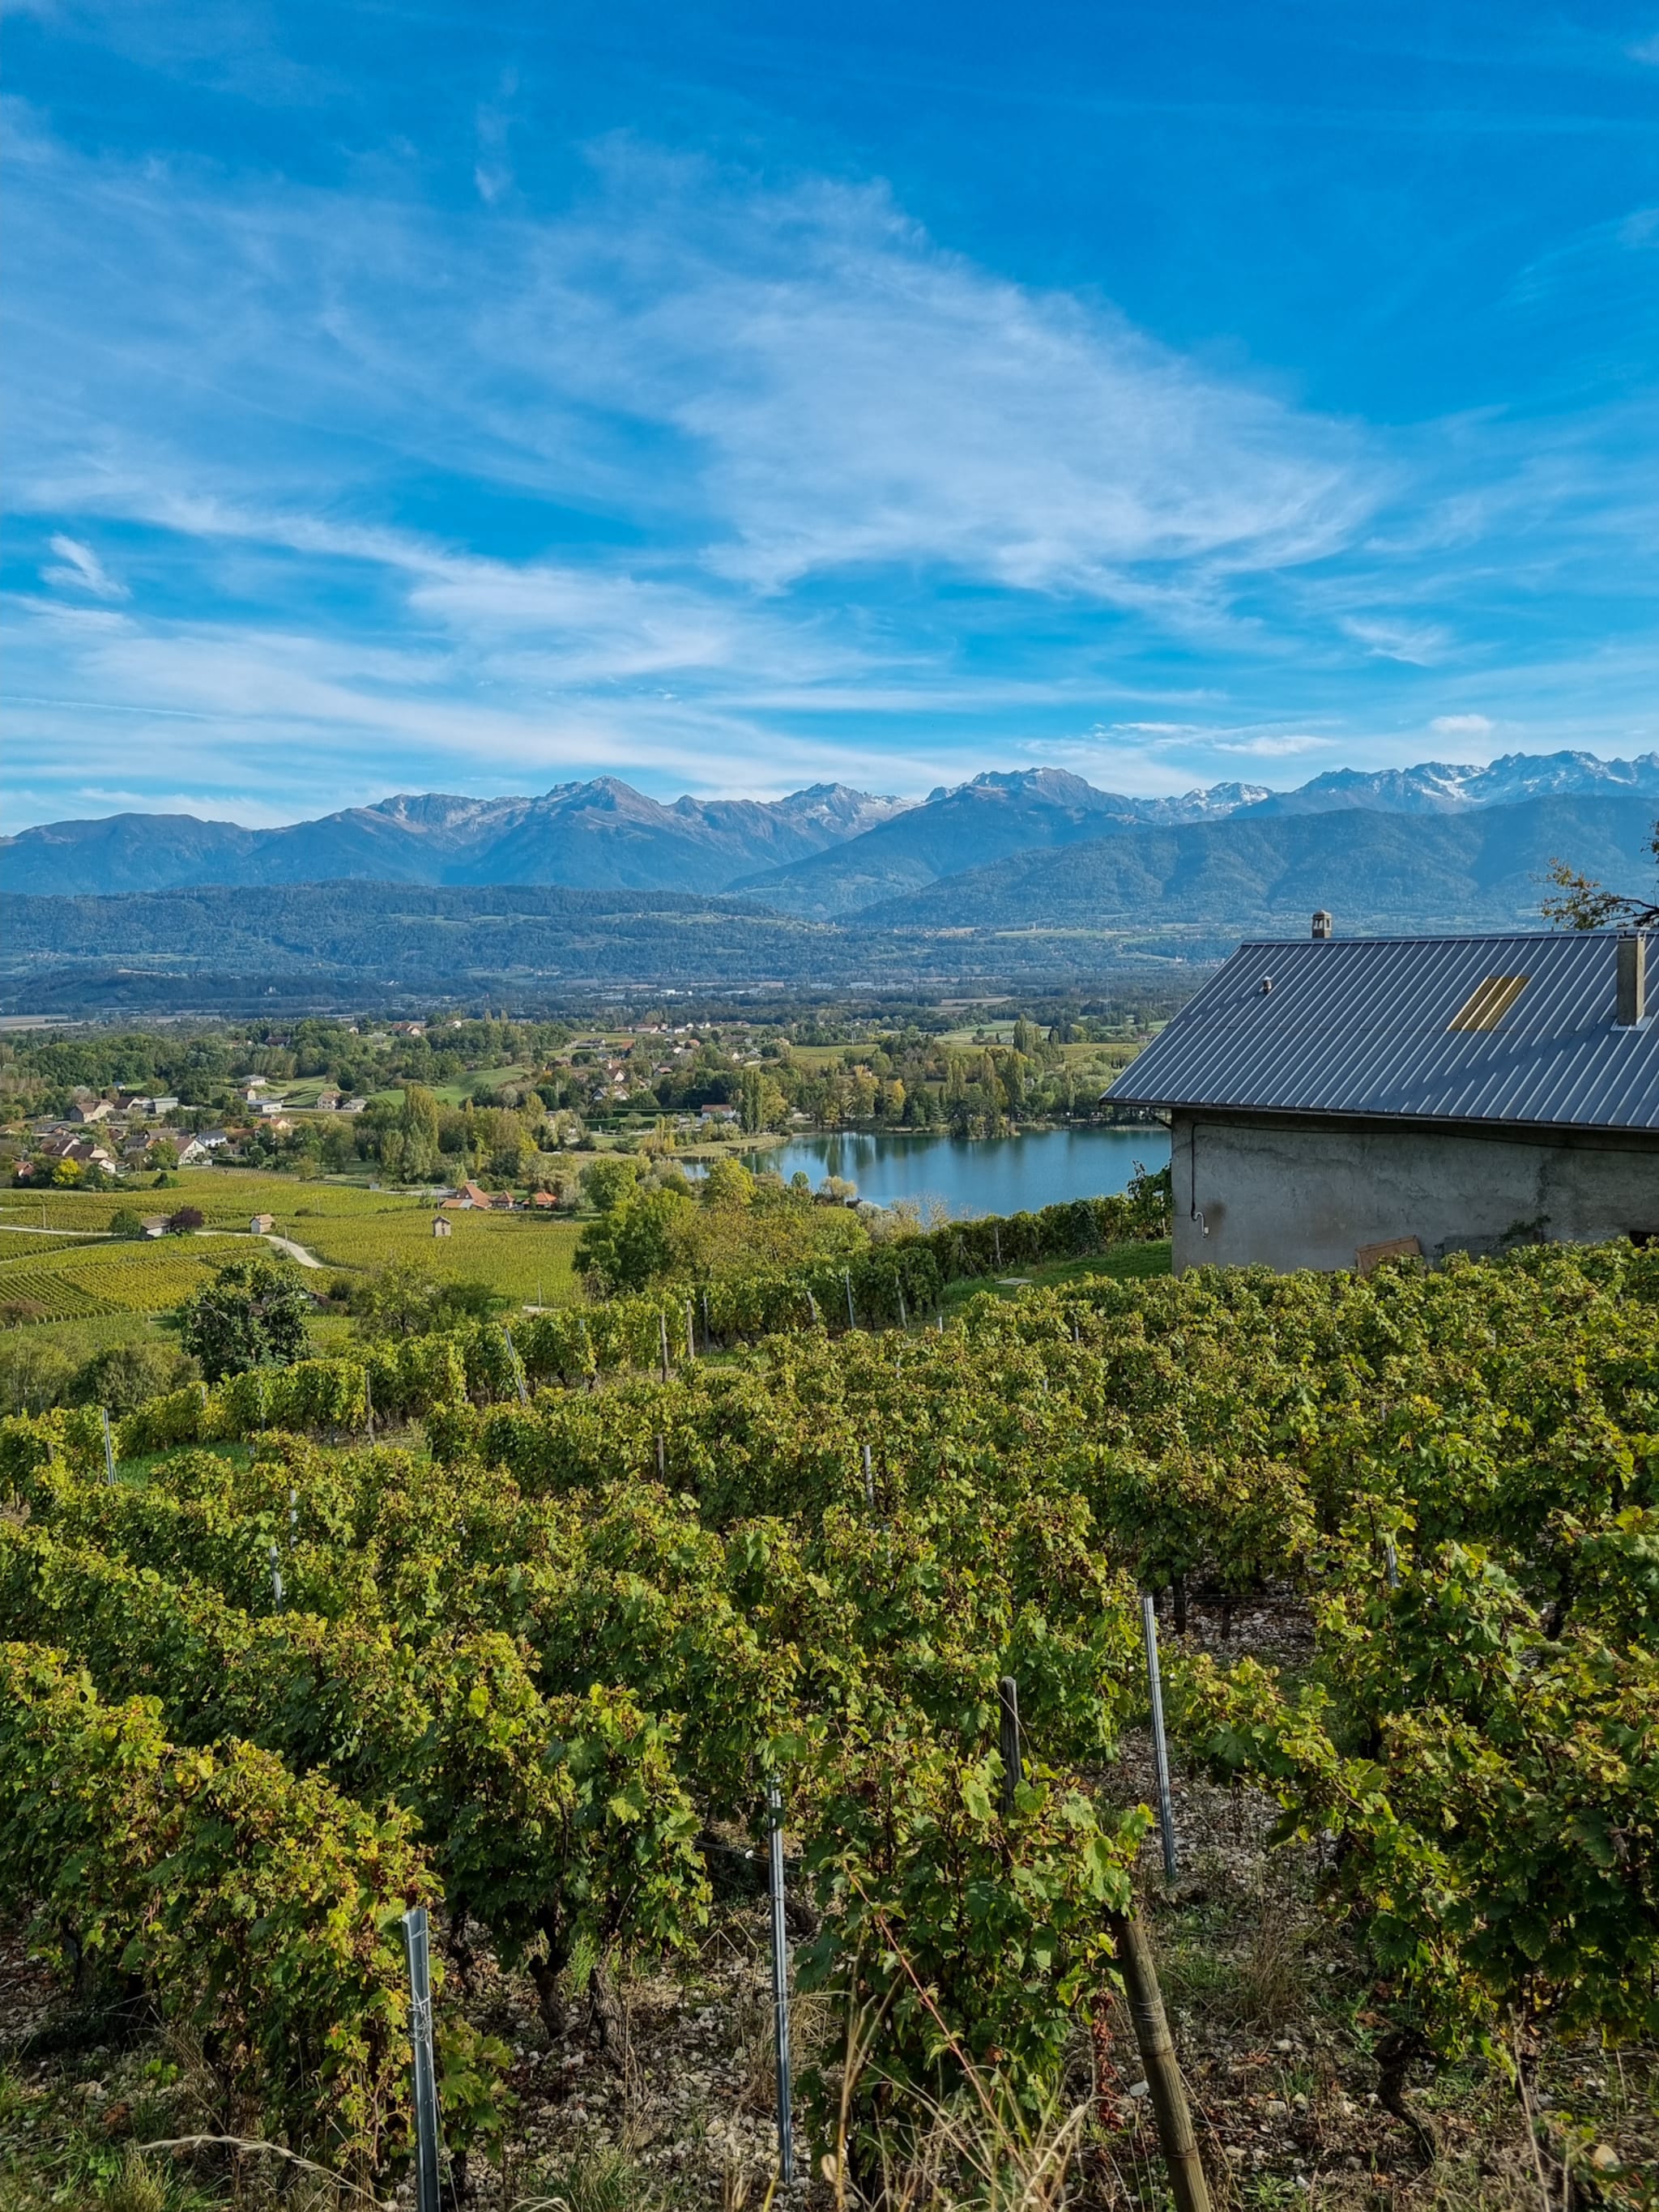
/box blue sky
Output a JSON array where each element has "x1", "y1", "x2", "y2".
[{"x1": 5, "y1": 1, "x2": 1659, "y2": 828}]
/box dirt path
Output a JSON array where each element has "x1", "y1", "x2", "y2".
[{"x1": 261, "y1": 1232, "x2": 323, "y2": 1268}]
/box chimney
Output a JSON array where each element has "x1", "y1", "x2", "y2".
[
  {"x1": 1311, "y1": 910, "x2": 1333, "y2": 940},
  {"x1": 1617, "y1": 934, "x2": 1648, "y2": 1026}
]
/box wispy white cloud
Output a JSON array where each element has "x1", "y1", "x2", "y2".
[
  {"x1": 520, "y1": 154, "x2": 1379, "y2": 596},
  {"x1": 5, "y1": 101, "x2": 1659, "y2": 825},
  {"x1": 1212, "y1": 732, "x2": 1333, "y2": 757},
  {"x1": 41, "y1": 534, "x2": 128, "y2": 598},
  {"x1": 1431, "y1": 711, "x2": 1495, "y2": 735},
  {"x1": 1339, "y1": 614, "x2": 1454, "y2": 664}
]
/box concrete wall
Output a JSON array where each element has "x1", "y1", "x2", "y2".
[{"x1": 1171, "y1": 1110, "x2": 1659, "y2": 1272}]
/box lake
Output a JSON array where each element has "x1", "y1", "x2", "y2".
[{"x1": 739, "y1": 1125, "x2": 1169, "y2": 1217}]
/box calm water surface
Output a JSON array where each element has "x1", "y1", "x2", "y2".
[{"x1": 740, "y1": 1125, "x2": 1169, "y2": 1217}]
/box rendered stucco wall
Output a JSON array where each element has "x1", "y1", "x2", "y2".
[{"x1": 1171, "y1": 1110, "x2": 1659, "y2": 1273}]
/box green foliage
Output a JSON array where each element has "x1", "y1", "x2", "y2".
[
  {"x1": 177, "y1": 1256, "x2": 312, "y2": 1380},
  {"x1": 799, "y1": 1708, "x2": 1145, "y2": 2146},
  {"x1": 11, "y1": 1225, "x2": 1659, "y2": 2182},
  {"x1": 347, "y1": 1260, "x2": 508, "y2": 1340},
  {"x1": 580, "y1": 1156, "x2": 640, "y2": 1213},
  {"x1": 0, "y1": 1642, "x2": 435, "y2": 2179},
  {"x1": 1177, "y1": 1546, "x2": 1659, "y2": 2056},
  {"x1": 575, "y1": 1188, "x2": 693, "y2": 1294},
  {"x1": 65, "y1": 1340, "x2": 198, "y2": 1415}
]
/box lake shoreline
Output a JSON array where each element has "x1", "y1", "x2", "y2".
[{"x1": 736, "y1": 1123, "x2": 1171, "y2": 1219}]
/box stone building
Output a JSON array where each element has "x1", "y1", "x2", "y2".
[{"x1": 1107, "y1": 925, "x2": 1659, "y2": 1272}]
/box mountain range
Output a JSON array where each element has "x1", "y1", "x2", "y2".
[
  {"x1": 5, "y1": 752, "x2": 1659, "y2": 1012},
  {"x1": 0, "y1": 778, "x2": 905, "y2": 898},
  {"x1": 6, "y1": 750, "x2": 1659, "y2": 907},
  {"x1": 5, "y1": 787, "x2": 1657, "y2": 1016}
]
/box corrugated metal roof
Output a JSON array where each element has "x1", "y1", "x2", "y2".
[{"x1": 1107, "y1": 931, "x2": 1659, "y2": 1132}]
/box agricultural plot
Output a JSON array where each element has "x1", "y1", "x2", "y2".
[
  {"x1": 0, "y1": 1232, "x2": 97, "y2": 1259},
  {"x1": 0, "y1": 1170, "x2": 440, "y2": 1237},
  {"x1": 0, "y1": 1238, "x2": 224, "y2": 1317},
  {"x1": 0, "y1": 1263, "x2": 115, "y2": 1319},
  {"x1": 301, "y1": 1207, "x2": 580, "y2": 1303}
]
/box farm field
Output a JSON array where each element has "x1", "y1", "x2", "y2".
[
  {"x1": 0, "y1": 1170, "x2": 433, "y2": 1234},
  {"x1": 0, "y1": 1169, "x2": 584, "y2": 1328},
  {"x1": 0, "y1": 1237, "x2": 1653, "y2": 2210},
  {"x1": 301, "y1": 1207, "x2": 580, "y2": 1302}
]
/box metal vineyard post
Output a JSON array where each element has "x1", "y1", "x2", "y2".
[
  {"x1": 767, "y1": 1779, "x2": 795, "y2": 2184},
  {"x1": 1141, "y1": 1594, "x2": 1178, "y2": 1885},
  {"x1": 402, "y1": 1907, "x2": 442, "y2": 2212}
]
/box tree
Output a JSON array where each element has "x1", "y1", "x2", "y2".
[
  {"x1": 699, "y1": 1158, "x2": 754, "y2": 1209},
  {"x1": 574, "y1": 1189, "x2": 691, "y2": 1294},
  {"x1": 580, "y1": 1156, "x2": 640, "y2": 1214},
  {"x1": 1542, "y1": 820, "x2": 1659, "y2": 929},
  {"x1": 401, "y1": 1083, "x2": 441, "y2": 1180},
  {"x1": 0, "y1": 1336, "x2": 75, "y2": 1414},
  {"x1": 177, "y1": 1258, "x2": 312, "y2": 1381},
  {"x1": 166, "y1": 1206, "x2": 206, "y2": 1232},
  {"x1": 108, "y1": 1209, "x2": 146, "y2": 1239}
]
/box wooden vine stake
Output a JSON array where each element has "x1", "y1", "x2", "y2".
[
  {"x1": 658, "y1": 1310, "x2": 671, "y2": 1382},
  {"x1": 100, "y1": 1406, "x2": 116, "y2": 1487},
  {"x1": 842, "y1": 1268, "x2": 857, "y2": 1332},
  {"x1": 861, "y1": 1441, "x2": 876, "y2": 1511},
  {"x1": 997, "y1": 1674, "x2": 1021, "y2": 1822},
  {"x1": 1106, "y1": 1907, "x2": 1212, "y2": 2212}
]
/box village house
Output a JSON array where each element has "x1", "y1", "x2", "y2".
[
  {"x1": 449, "y1": 1179, "x2": 514, "y2": 1210},
  {"x1": 249, "y1": 1213, "x2": 275, "y2": 1234},
  {"x1": 69, "y1": 1099, "x2": 114, "y2": 1124},
  {"x1": 1108, "y1": 923, "x2": 1659, "y2": 1273}
]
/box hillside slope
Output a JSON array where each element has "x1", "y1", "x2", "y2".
[{"x1": 851, "y1": 793, "x2": 1659, "y2": 933}]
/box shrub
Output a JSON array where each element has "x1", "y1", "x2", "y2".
[{"x1": 67, "y1": 1340, "x2": 198, "y2": 1416}]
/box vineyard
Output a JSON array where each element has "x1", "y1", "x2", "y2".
[
  {"x1": 299, "y1": 1208, "x2": 579, "y2": 1302},
  {"x1": 0, "y1": 1238, "x2": 1656, "y2": 2207},
  {"x1": 0, "y1": 1171, "x2": 583, "y2": 1330}
]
